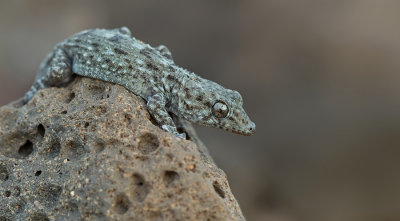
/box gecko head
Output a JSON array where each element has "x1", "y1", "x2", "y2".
[{"x1": 179, "y1": 79, "x2": 256, "y2": 136}]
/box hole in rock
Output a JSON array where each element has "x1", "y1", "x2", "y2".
[
  {"x1": 213, "y1": 181, "x2": 225, "y2": 199},
  {"x1": 35, "y1": 170, "x2": 42, "y2": 176},
  {"x1": 84, "y1": 122, "x2": 90, "y2": 128},
  {"x1": 37, "y1": 184, "x2": 62, "y2": 208},
  {"x1": 89, "y1": 84, "x2": 106, "y2": 100},
  {"x1": 64, "y1": 140, "x2": 86, "y2": 159},
  {"x1": 163, "y1": 171, "x2": 179, "y2": 186},
  {"x1": 18, "y1": 140, "x2": 33, "y2": 158},
  {"x1": 97, "y1": 106, "x2": 107, "y2": 114},
  {"x1": 61, "y1": 110, "x2": 67, "y2": 114},
  {"x1": 64, "y1": 201, "x2": 78, "y2": 212},
  {"x1": 29, "y1": 213, "x2": 49, "y2": 221},
  {"x1": 0, "y1": 164, "x2": 9, "y2": 181},
  {"x1": 137, "y1": 133, "x2": 159, "y2": 155},
  {"x1": 66, "y1": 92, "x2": 75, "y2": 103},
  {"x1": 37, "y1": 124, "x2": 45, "y2": 137},
  {"x1": 124, "y1": 114, "x2": 132, "y2": 124},
  {"x1": 14, "y1": 200, "x2": 25, "y2": 214},
  {"x1": 132, "y1": 173, "x2": 150, "y2": 202},
  {"x1": 93, "y1": 141, "x2": 105, "y2": 153},
  {"x1": 113, "y1": 193, "x2": 131, "y2": 215},
  {"x1": 45, "y1": 140, "x2": 61, "y2": 158}
]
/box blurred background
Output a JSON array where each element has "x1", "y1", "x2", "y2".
[{"x1": 1, "y1": 1, "x2": 400, "y2": 220}]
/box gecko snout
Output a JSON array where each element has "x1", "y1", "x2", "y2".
[
  {"x1": 236, "y1": 122, "x2": 256, "y2": 136},
  {"x1": 248, "y1": 122, "x2": 256, "y2": 134}
]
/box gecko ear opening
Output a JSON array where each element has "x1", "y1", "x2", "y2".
[{"x1": 212, "y1": 101, "x2": 229, "y2": 118}]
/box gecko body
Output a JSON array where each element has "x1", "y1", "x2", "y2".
[{"x1": 24, "y1": 27, "x2": 255, "y2": 138}]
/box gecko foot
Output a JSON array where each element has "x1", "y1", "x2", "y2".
[
  {"x1": 161, "y1": 125, "x2": 186, "y2": 139},
  {"x1": 175, "y1": 132, "x2": 187, "y2": 139}
]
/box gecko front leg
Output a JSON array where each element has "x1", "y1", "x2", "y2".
[
  {"x1": 147, "y1": 93, "x2": 186, "y2": 139},
  {"x1": 23, "y1": 47, "x2": 73, "y2": 103}
]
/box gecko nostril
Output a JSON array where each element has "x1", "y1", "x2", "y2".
[{"x1": 249, "y1": 123, "x2": 256, "y2": 133}]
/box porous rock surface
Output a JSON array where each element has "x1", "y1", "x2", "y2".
[{"x1": 0, "y1": 77, "x2": 245, "y2": 220}]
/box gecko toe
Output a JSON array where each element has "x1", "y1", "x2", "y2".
[{"x1": 176, "y1": 132, "x2": 187, "y2": 139}]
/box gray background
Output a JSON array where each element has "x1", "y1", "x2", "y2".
[{"x1": 1, "y1": 1, "x2": 400, "y2": 220}]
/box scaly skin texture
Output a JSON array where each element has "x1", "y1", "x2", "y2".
[{"x1": 24, "y1": 27, "x2": 256, "y2": 138}]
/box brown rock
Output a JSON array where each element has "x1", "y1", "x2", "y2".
[{"x1": 0, "y1": 77, "x2": 245, "y2": 220}]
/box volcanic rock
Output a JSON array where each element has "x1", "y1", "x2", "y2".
[{"x1": 0, "y1": 77, "x2": 244, "y2": 220}]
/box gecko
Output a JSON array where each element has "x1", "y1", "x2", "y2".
[{"x1": 23, "y1": 27, "x2": 256, "y2": 139}]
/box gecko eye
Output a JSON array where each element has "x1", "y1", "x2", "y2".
[{"x1": 212, "y1": 101, "x2": 229, "y2": 118}]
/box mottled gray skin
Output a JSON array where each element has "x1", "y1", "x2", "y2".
[{"x1": 24, "y1": 27, "x2": 256, "y2": 138}]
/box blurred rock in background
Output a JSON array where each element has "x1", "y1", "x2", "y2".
[{"x1": 1, "y1": 0, "x2": 400, "y2": 220}]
